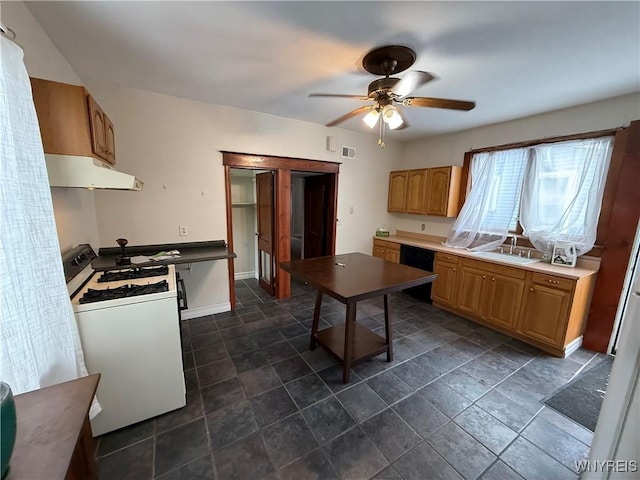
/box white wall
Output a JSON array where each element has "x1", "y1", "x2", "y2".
[
  {"x1": 397, "y1": 93, "x2": 640, "y2": 238},
  {"x1": 84, "y1": 80, "x2": 400, "y2": 313},
  {"x1": 2, "y1": 1, "x2": 100, "y2": 253}
]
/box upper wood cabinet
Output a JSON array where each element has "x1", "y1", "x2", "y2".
[
  {"x1": 30, "y1": 78, "x2": 116, "y2": 165},
  {"x1": 406, "y1": 169, "x2": 428, "y2": 214},
  {"x1": 388, "y1": 170, "x2": 409, "y2": 212},
  {"x1": 387, "y1": 166, "x2": 461, "y2": 217},
  {"x1": 426, "y1": 167, "x2": 462, "y2": 216}
]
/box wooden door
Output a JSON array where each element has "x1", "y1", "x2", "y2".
[
  {"x1": 425, "y1": 167, "x2": 451, "y2": 216},
  {"x1": 104, "y1": 114, "x2": 116, "y2": 165},
  {"x1": 384, "y1": 248, "x2": 400, "y2": 263},
  {"x1": 388, "y1": 170, "x2": 409, "y2": 212},
  {"x1": 256, "y1": 172, "x2": 275, "y2": 295},
  {"x1": 87, "y1": 95, "x2": 108, "y2": 161},
  {"x1": 432, "y1": 261, "x2": 458, "y2": 306},
  {"x1": 304, "y1": 175, "x2": 331, "y2": 258},
  {"x1": 519, "y1": 283, "x2": 571, "y2": 346},
  {"x1": 455, "y1": 266, "x2": 487, "y2": 317},
  {"x1": 406, "y1": 169, "x2": 428, "y2": 214},
  {"x1": 373, "y1": 246, "x2": 386, "y2": 259},
  {"x1": 484, "y1": 274, "x2": 525, "y2": 329}
]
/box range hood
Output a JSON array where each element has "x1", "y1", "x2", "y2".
[{"x1": 44, "y1": 154, "x2": 143, "y2": 191}]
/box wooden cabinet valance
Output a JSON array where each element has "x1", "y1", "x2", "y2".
[{"x1": 387, "y1": 166, "x2": 461, "y2": 217}]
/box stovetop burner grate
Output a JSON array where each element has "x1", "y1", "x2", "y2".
[
  {"x1": 79, "y1": 280, "x2": 169, "y2": 304},
  {"x1": 98, "y1": 266, "x2": 169, "y2": 283}
]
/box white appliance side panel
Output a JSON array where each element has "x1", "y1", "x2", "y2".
[{"x1": 76, "y1": 297, "x2": 185, "y2": 436}]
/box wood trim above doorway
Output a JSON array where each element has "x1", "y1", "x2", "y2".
[
  {"x1": 222, "y1": 151, "x2": 340, "y2": 173},
  {"x1": 223, "y1": 152, "x2": 340, "y2": 306}
]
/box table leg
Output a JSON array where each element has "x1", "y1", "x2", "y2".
[
  {"x1": 342, "y1": 301, "x2": 357, "y2": 383},
  {"x1": 310, "y1": 290, "x2": 323, "y2": 350},
  {"x1": 384, "y1": 294, "x2": 393, "y2": 362}
]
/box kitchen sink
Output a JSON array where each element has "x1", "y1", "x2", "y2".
[{"x1": 471, "y1": 251, "x2": 541, "y2": 265}]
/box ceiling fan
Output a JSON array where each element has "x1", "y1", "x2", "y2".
[{"x1": 309, "y1": 45, "x2": 476, "y2": 147}]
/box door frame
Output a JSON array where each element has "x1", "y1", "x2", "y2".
[{"x1": 222, "y1": 152, "x2": 340, "y2": 308}]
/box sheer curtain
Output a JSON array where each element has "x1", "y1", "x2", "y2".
[
  {"x1": 521, "y1": 137, "x2": 614, "y2": 255},
  {"x1": 444, "y1": 148, "x2": 528, "y2": 251},
  {"x1": 0, "y1": 36, "x2": 99, "y2": 415}
]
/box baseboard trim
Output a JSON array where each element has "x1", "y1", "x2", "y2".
[
  {"x1": 181, "y1": 302, "x2": 231, "y2": 320},
  {"x1": 234, "y1": 271, "x2": 256, "y2": 280},
  {"x1": 564, "y1": 336, "x2": 583, "y2": 357}
]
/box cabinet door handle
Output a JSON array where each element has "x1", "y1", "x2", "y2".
[
  {"x1": 482, "y1": 275, "x2": 486, "y2": 279},
  {"x1": 452, "y1": 268, "x2": 456, "y2": 272},
  {"x1": 530, "y1": 287, "x2": 535, "y2": 292},
  {"x1": 491, "y1": 277, "x2": 495, "y2": 281}
]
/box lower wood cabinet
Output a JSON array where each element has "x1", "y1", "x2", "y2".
[
  {"x1": 372, "y1": 238, "x2": 400, "y2": 263},
  {"x1": 455, "y1": 258, "x2": 525, "y2": 331},
  {"x1": 430, "y1": 253, "x2": 596, "y2": 357},
  {"x1": 431, "y1": 253, "x2": 458, "y2": 306},
  {"x1": 519, "y1": 274, "x2": 573, "y2": 345}
]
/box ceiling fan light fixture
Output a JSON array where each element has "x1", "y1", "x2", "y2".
[
  {"x1": 382, "y1": 104, "x2": 403, "y2": 130},
  {"x1": 363, "y1": 109, "x2": 380, "y2": 128}
]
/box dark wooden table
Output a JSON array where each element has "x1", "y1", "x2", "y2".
[
  {"x1": 9, "y1": 374, "x2": 100, "y2": 480},
  {"x1": 280, "y1": 253, "x2": 437, "y2": 383}
]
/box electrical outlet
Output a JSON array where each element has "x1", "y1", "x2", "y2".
[
  {"x1": 421, "y1": 224, "x2": 426, "y2": 231},
  {"x1": 179, "y1": 225, "x2": 189, "y2": 236}
]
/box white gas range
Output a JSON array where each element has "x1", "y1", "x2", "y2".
[{"x1": 63, "y1": 245, "x2": 185, "y2": 437}]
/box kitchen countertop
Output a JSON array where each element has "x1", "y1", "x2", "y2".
[
  {"x1": 92, "y1": 240, "x2": 236, "y2": 271},
  {"x1": 375, "y1": 232, "x2": 600, "y2": 280}
]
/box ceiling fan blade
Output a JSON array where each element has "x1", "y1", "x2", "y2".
[
  {"x1": 390, "y1": 71, "x2": 434, "y2": 98},
  {"x1": 309, "y1": 93, "x2": 370, "y2": 101},
  {"x1": 325, "y1": 105, "x2": 374, "y2": 127},
  {"x1": 404, "y1": 97, "x2": 475, "y2": 111}
]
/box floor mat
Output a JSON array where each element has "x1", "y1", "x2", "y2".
[{"x1": 544, "y1": 356, "x2": 614, "y2": 432}]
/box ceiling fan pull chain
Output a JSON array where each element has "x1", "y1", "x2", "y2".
[{"x1": 378, "y1": 117, "x2": 385, "y2": 148}]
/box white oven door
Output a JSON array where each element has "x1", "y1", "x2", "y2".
[{"x1": 75, "y1": 295, "x2": 185, "y2": 436}]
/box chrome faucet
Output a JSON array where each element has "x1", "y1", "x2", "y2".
[{"x1": 509, "y1": 235, "x2": 517, "y2": 254}]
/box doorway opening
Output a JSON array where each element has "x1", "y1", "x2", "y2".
[
  {"x1": 223, "y1": 152, "x2": 340, "y2": 308},
  {"x1": 291, "y1": 172, "x2": 334, "y2": 261}
]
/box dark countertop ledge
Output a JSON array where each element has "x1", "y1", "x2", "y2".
[{"x1": 92, "y1": 240, "x2": 236, "y2": 271}]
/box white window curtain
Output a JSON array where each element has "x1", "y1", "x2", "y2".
[
  {"x1": 444, "y1": 148, "x2": 528, "y2": 251},
  {"x1": 0, "y1": 36, "x2": 99, "y2": 416},
  {"x1": 520, "y1": 137, "x2": 614, "y2": 256}
]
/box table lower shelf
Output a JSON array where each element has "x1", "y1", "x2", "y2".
[{"x1": 314, "y1": 323, "x2": 389, "y2": 364}]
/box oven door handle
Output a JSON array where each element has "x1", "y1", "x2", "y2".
[{"x1": 177, "y1": 276, "x2": 188, "y2": 311}]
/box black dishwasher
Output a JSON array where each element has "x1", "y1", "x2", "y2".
[{"x1": 400, "y1": 245, "x2": 435, "y2": 303}]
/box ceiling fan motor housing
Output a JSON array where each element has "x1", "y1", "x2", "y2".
[{"x1": 368, "y1": 78, "x2": 400, "y2": 99}]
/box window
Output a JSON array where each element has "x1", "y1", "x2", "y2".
[
  {"x1": 471, "y1": 149, "x2": 527, "y2": 232},
  {"x1": 446, "y1": 136, "x2": 614, "y2": 254}
]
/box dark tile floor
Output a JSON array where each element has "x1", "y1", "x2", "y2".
[{"x1": 95, "y1": 278, "x2": 607, "y2": 480}]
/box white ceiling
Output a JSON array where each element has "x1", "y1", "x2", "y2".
[{"x1": 26, "y1": 1, "x2": 640, "y2": 141}]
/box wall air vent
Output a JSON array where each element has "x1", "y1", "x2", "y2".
[{"x1": 341, "y1": 146, "x2": 356, "y2": 159}]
